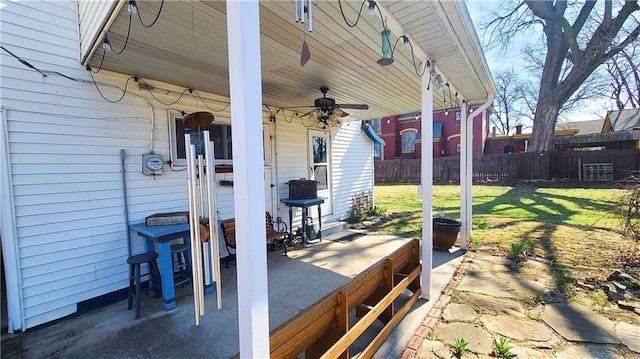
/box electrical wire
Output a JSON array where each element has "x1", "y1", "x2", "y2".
[
  {"x1": 136, "y1": 0, "x2": 164, "y2": 28},
  {"x1": 110, "y1": 14, "x2": 133, "y2": 55},
  {"x1": 192, "y1": 89, "x2": 230, "y2": 112},
  {"x1": 337, "y1": 0, "x2": 368, "y2": 28},
  {"x1": 90, "y1": 49, "x2": 106, "y2": 74},
  {"x1": 1, "y1": 45, "x2": 47, "y2": 77},
  {"x1": 136, "y1": 77, "x2": 189, "y2": 106},
  {"x1": 90, "y1": 71, "x2": 135, "y2": 103}
]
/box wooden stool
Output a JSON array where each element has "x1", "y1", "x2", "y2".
[
  {"x1": 127, "y1": 252, "x2": 162, "y2": 319},
  {"x1": 170, "y1": 243, "x2": 191, "y2": 287}
]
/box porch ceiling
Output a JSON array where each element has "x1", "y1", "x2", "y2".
[{"x1": 88, "y1": 0, "x2": 494, "y2": 119}]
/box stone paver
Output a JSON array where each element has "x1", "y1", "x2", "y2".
[
  {"x1": 456, "y1": 292, "x2": 526, "y2": 318},
  {"x1": 615, "y1": 322, "x2": 640, "y2": 353},
  {"x1": 554, "y1": 343, "x2": 624, "y2": 359},
  {"x1": 540, "y1": 302, "x2": 619, "y2": 344},
  {"x1": 433, "y1": 322, "x2": 493, "y2": 355},
  {"x1": 457, "y1": 268, "x2": 519, "y2": 299},
  {"x1": 416, "y1": 340, "x2": 451, "y2": 359},
  {"x1": 441, "y1": 303, "x2": 477, "y2": 322},
  {"x1": 511, "y1": 344, "x2": 553, "y2": 359},
  {"x1": 481, "y1": 315, "x2": 560, "y2": 348},
  {"x1": 409, "y1": 252, "x2": 640, "y2": 359}
]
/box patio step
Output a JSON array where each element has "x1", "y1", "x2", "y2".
[{"x1": 320, "y1": 221, "x2": 346, "y2": 237}]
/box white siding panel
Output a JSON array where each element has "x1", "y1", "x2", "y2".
[
  {"x1": 273, "y1": 119, "x2": 310, "y2": 228},
  {"x1": 1, "y1": 0, "x2": 233, "y2": 329},
  {"x1": 330, "y1": 122, "x2": 374, "y2": 220},
  {"x1": 78, "y1": 0, "x2": 119, "y2": 63},
  {"x1": 1, "y1": 0, "x2": 374, "y2": 330}
]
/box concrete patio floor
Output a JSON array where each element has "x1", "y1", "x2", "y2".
[{"x1": 2, "y1": 230, "x2": 465, "y2": 359}]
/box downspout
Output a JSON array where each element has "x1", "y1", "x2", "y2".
[
  {"x1": 460, "y1": 93, "x2": 493, "y2": 248},
  {"x1": 0, "y1": 108, "x2": 25, "y2": 333}
]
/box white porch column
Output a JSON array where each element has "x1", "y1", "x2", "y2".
[
  {"x1": 420, "y1": 74, "x2": 434, "y2": 300},
  {"x1": 226, "y1": 1, "x2": 270, "y2": 358},
  {"x1": 460, "y1": 100, "x2": 470, "y2": 249}
]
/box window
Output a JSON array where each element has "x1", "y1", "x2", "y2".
[
  {"x1": 400, "y1": 129, "x2": 417, "y2": 153},
  {"x1": 169, "y1": 113, "x2": 232, "y2": 168},
  {"x1": 370, "y1": 118, "x2": 382, "y2": 133},
  {"x1": 169, "y1": 112, "x2": 272, "y2": 168},
  {"x1": 374, "y1": 143, "x2": 382, "y2": 160},
  {"x1": 455, "y1": 111, "x2": 461, "y2": 121}
]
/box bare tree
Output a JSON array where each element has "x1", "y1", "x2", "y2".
[
  {"x1": 606, "y1": 43, "x2": 640, "y2": 109},
  {"x1": 485, "y1": 1, "x2": 640, "y2": 152},
  {"x1": 492, "y1": 68, "x2": 526, "y2": 134}
]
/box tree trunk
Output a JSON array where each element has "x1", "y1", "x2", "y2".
[
  {"x1": 530, "y1": 99, "x2": 560, "y2": 151},
  {"x1": 530, "y1": 17, "x2": 566, "y2": 152}
]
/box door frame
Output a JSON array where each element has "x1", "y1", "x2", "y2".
[{"x1": 308, "y1": 129, "x2": 333, "y2": 216}]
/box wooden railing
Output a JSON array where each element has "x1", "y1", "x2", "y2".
[{"x1": 267, "y1": 238, "x2": 421, "y2": 359}]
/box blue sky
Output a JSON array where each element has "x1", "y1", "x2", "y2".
[{"x1": 467, "y1": 0, "x2": 611, "y2": 123}]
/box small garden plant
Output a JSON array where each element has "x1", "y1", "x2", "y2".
[
  {"x1": 470, "y1": 236, "x2": 482, "y2": 246},
  {"x1": 507, "y1": 241, "x2": 527, "y2": 260},
  {"x1": 452, "y1": 338, "x2": 470, "y2": 358},
  {"x1": 427, "y1": 330, "x2": 439, "y2": 341},
  {"x1": 492, "y1": 336, "x2": 516, "y2": 358},
  {"x1": 473, "y1": 218, "x2": 489, "y2": 229}
]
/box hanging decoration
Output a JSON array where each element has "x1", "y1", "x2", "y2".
[
  {"x1": 183, "y1": 111, "x2": 214, "y2": 128},
  {"x1": 185, "y1": 131, "x2": 222, "y2": 325},
  {"x1": 295, "y1": 0, "x2": 313, "y2": 66}
]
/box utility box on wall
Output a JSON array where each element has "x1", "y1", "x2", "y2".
[{"x1": 142, "y1": 153, "x2": 163, "y2": 176}]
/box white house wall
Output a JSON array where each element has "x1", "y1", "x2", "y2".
[
  {"x1": 331, "y1": 122, "x2": 375, "y2": 220},
  {"x1": 1, "y1": 0, "x2": 374, "y2": 330},
  {"x1": 273, "y1": 117, "x2": 374, "y2": 228}
]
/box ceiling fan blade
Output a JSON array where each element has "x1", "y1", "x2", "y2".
[{"x1": 337, "y1": 104, "x2": 369, "y2": 110}]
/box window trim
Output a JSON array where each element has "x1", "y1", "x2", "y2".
[
  {"x1": 168, "y1": 110, "x2": 232, "y2": 169},
  {"x1": 400, "y1": 128, "x2": 418, "y2": 154}
]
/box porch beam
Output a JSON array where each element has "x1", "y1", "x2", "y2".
[
  {"x1": 420, "y1": 74, "x2": 434, "y2": 299},
  {"x1": 226, "y1": 1, "x2": 270, "y2": 357}
]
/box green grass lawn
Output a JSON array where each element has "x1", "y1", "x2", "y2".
[{"x1": 373, "y1": 184, "x2": 635, "y2": 272}]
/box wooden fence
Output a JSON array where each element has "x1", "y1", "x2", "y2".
[{"x1": 374, "y1": 149, "x2": 640, "y2": 184}]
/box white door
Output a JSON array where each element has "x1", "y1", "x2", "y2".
[{"x1": 308, "y1": 130, "x2": 332, "y2": 216}]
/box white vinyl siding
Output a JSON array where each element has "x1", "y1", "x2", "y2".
[
  {"x1": 77, "y1": 0, "x2": 119, "y2": 64},
  {"x1": 1, "y1": 0, "x2": 374, "y2": 330},
  {"x1": 331, "y1": 124, "x2": 374, "y2": 220}
]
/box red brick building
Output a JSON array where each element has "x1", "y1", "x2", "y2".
[{"x1": 370, "y1": 106, "x2": 489, "y2": 160}]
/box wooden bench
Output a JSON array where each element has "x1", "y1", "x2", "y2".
[
  {"x1": 220, "y1": 212, "x2": 288, "y2": 267},
  {"x1": 231, "y1": 238, "x2": 421, "y2": 359}
]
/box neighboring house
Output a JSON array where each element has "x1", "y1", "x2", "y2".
[
  {"x1": 1, "y1": 1, "x2": 494, "y2": 350},
  {"x1": 485, "y1": 109, "x2": 640, "y2": 154},
  {"x1": 555, "y1": 109, "x2": 640, "y2": 151},
  {"x1": 370, "y1": 106, "x2": 489, "y2": 160}
]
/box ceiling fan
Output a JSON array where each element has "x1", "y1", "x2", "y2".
[{"x1": 299, "y1": 87, "x2": 369, "y2": 127}]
